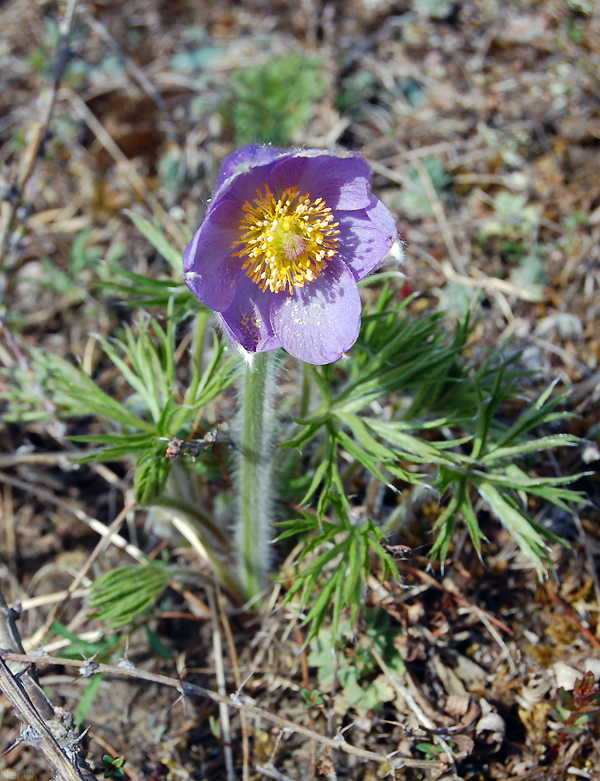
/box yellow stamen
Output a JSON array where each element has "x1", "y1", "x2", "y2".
[{"x1": 232, "y1": 185, "x2": 340, "y2": 294}]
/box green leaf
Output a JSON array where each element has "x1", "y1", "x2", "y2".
[
  {"x1": 145, "y1": 626, "x2": 173, "y2": 658},
  {"x1": 280, "y1": 421, "x2": 323, "y2": 450},
  {"x1": 133, "y1": 449, "x2": 172, "y2": 505},
  {"x1": 461, "y1": 486, "x2": 486, "y2": 554},
  {"x1": 471, "y1": 366, "x2": 508, "y2": 460},
  {"x1": 364, "y1": 418, "x2": 456, "y2": 465},
  {"x1": 305, "y1": 566, "x2": 344, "y2": 640},
  {"x1": 70, "y1": 433, "x2": 155, "y2": 448},
  {"x1": 51, "y1": 622, "x2": 123, "y2": 659},
  {"x1": 298, "y1": 438, "x2": 334, "y2": 507},
  {"x1": 477, "y1": 481, "x2": 556, "y2": 571},
  {"x1": 76, "y1": 674, "x2": 103, "y2": 726},
  {"x1": 124, "y1": 210, "x2": 184, "y2": 271},
  {"x1": 429, "y1": 487, "x2": 462, "y2": 562},
  {"x1": 332, "y1": 423, "x2": 396, "y2": 491},
  {"x1": 493, "y1": 382, "x2": 569, "y2": 450},
  {"x1": 480, "y1": 435, "x2": 579, "y2": 463},
  {"x1": 97, "y1": 264, "x2": 195, "y2": 311},
  {"x1": 90, "y1": 562, "x2": 171, "y2": 627},
  {"x1": 336, "y1": 412, "x2": 401, "y2": 462}
]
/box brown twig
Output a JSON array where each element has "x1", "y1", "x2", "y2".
[
  {"x1": 206, "y1": 586, "x2": 235, "y2": 781},
  {"x1": 81, "y1": 11, "x2": 173, "y2": 130},
  {"x1": 0, "y1": 471, "x2": 144, "y2": 563},
  {"x1": 294, "y1": 624, "x2": 317, "y2": 781},
  {"x1": 1, "y1": 651, "x2": 445, "y2": 773},
  {"x1": 217, "y1": 591, "x2": 250, "y2": 781},
  {"x1": 0, "y1": 593, "x2": 97, "y2": 781},
  {"x1": 67, "y1": 91, "x2": 187, "y2": 250},
  {"x1": 0, "y1": 451, "x2": 104, "y2": 469}
]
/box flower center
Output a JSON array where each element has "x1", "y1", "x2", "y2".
[{"x1": 232, "y1": 185, "x2": 340, "y2": 294}]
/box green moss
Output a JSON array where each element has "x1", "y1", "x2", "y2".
[{"x1": 221, "y1": 53, "x2": 325, "y2": 146}]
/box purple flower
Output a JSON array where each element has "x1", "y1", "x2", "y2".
[{"x1": 184, "y1": 146, "x2": 400, "y2": 365}]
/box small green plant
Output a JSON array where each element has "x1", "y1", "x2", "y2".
[
  {"x1": 301, "y1": 689, "x2": 325, "y2": 709},
  {"x1": 102, "y1": 755, "x2": 126, "y2": 779},
  {"x1": 415, "y1": 742, "x2": 455, "y2": 761},
  {"x1": 480, "y1": 192, "x2": 540, "y2": 239},
  {"x1": 398, "y1": 157, "x2": 452, "y2": 218},
  {"x1": 221, "y1": 53, "x2": 325, "y2": 145},
  {"x1": 1, "y1": 215, "x2": 584, "y2": 636},
  {"x1": 278, "y1": 500, "x2": 398, "y2": 640},
  {"x1": 27, "y1": 18, "x2": 60, "y2": 75},
  {"x1": 307, "y1": 609, "x2": 404, "y2": 715},
  {"x1": 549, "y1": 672, "x2": 600, "y2": 760},
  {"x1": 89, "y1": 562, "x2": 172, "y2": 627}
]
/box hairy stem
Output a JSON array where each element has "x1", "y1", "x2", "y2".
[{"x1": 235, "y1": 352, "x2": 277, "y2": 600}]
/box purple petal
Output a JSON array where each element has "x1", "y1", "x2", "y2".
[
  {"x1": 270, "y1": 260, "x2": 362, "y2": 364},
  {"x1": 270, "y1": 151, "x2": 373, "y2": 211},
  {"x1": 220, "y1": 274, "x2": 281, "y2": 354},
  {"x1": 335, "y1": 196, "x2": 398, "y2": 282},
  {"x1": 211, "y1": 147, "x2": 296, "y2": 209},
  {"x1": 214, "y1": 145, "x2": 288, "y2": 192},
  {"x1": 183, "y1": 199, "x2": 242, "y2": 312}
]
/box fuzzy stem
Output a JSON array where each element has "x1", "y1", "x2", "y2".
[{"x1": 235, "y1": 351, "x2": 276, "y2": 600}]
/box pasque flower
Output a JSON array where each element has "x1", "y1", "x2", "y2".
[{"x1": 184, "y1": 146, "x2": 400, "y2": 365}]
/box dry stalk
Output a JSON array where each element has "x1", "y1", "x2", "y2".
[
  {"x1": 1, "y1": 650, "x2": 446, "y2": 774},
  {"x1": 206, "y1": 586, "x2": 235, "y2": 781},
  {"x1": 217, "y1": 590, "x2": 250, "y2": 781},
  {"x1": 0, "y1": 593, "x2": 97, "y2": 781},
  {"x1": 0, "y1": 472, "x2": 144, "y2": 563}
]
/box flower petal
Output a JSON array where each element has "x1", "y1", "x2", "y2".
[
  {"x1": 270, "y1": 259, "x2": 362, "y2": 364},
  {"x1": 212, "y1": 146, "x2": 295, "y2": 208},
  {"x1": 335, "y1": 196, "x2": 398, "y2": 281},
  {"x1": 220, "y1": 274, "x2": 281, "y2": 354},
  {"x1": 183, "y1": 199, "x2": 242, "y2": 312},
  {"x1": 270, "y1": 150, "x2": 372, "y2": 211},
  {"x1": 214, "y1": 145, "x2": 286, "y2": 191}
]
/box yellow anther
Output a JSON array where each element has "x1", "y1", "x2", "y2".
[{"x1": 232, "y1": 185, "x2": 340, "y2": 294}]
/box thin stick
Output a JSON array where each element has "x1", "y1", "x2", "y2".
[
  {"x1": 0, "y1": 472, "x2": 144, "y2": 562},
  {"x1": 218, "y1": 592, "x2": 250, "y2": 781},
  {"x1": 412, "y1": 158, "x2": 467, "y2": 275},
  {"x1": 0, "y1": 592, "x2": 96, "y2": 781},
  {"x1": 366, "y1": 636, "x2": 436, "y2": 731},
  {"x1": 0, "y1": 451, "x2": 104, "y2": 469},
  {"x1": 294, "y1": 625, "x2": 317, "y2": 780},
  {"x1": 1, "y1": 652, "x2": 445, "y2": 773},
  {"x1": 82, "y1": 11, "x2": 173, "y2": 128},
  {"x1": 0, "y1": 657, "x2": 96, "y2": 781},
  {"x1": 206, "y1": 587, "x2": 235, "y2": 781}
]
